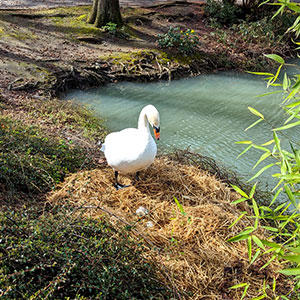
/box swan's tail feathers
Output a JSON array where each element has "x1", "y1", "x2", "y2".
[{"x1": 97, "y1": 141, "x2": 105, "y2": 152}]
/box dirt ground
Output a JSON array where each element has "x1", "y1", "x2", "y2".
[{"x1": 0, "y1": 0, "x2": 202, "y2": 9}]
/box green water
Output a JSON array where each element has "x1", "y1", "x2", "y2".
[{"x1": 65, "y1": 71, "x2": 299, "y2": 189}]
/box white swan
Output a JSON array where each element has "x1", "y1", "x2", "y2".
[{"x1": 101, "y1": 104, "x2": 160, "y2": 190}]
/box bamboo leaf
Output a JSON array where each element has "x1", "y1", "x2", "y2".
[
  {"x1": 262, "y1": 226, "x2": 279, "y2": 232},
  {"x1": 241, "y1": 284, "x2": 249, "y2": 300},
  {"x1": 247, "y1": 236, "x2": 252, "y2": 261},
  {"x1": 272, "y1": 277, "x2": 276, "y2": 292},
  {"x1": 231, "y1": 185, "x2": 249, "y2": 198},
  {"x1": 284, "y1": 185, "x2": 296, "y2": 207},
  {"x1": 231, "y1": 197, "x2": 248, "y2": 205},
  {"x1": 252, "y1": 199, "x2": 260, "y2": 218},
  {"x1": 250, "y1": 249, "x2": 261, "y2": 265},
  {"x1": 173, "y1": 197, "x2": 186, "y2": 215},
  {"x1": 261, "y1": 139, "x2": 274, "y2": 146},
  {"x1": 286, "y1": 15, "x2": 300, "y2": 33},
  {"x1": 273, "y1": 132, "x2": 282, "y2": 154},
  {"x1": 286, "y1": 100, "x2": 300, "y2": 108},
  {"x1": 286, "y1": 246, "x2": 300, "y2": 254},
  {"x1": 273, "y1": 120, "x2": 300, "y2": 131},
  {"x1": 261, "y1": 240, "x2": 281, "y2": 248},
  {"x1": 237, "y1": 144, "x2": 253, "y2": 158},
  {"x1": 282, "y1": 255, "x2": 300, "y2": 263},
  {"x1": 260, "y1": 255, "x2": 276, "y2": 270},
  {"x1": 274, "y1": 201, "x2": 288, "y2": 212},
  {"x1": 264, "y1": 54, "x2": 285, "y2": 64},
  {"x1": 229, "y1": 282, "x2": 249, "y2": 289},
  {"x1": 278, "y1": 268, "x2": 300, "y2": 276},
  {"x1": 235, "y1": 140, "x2": 252, "y2": 144},
  {"x1": 245, "y1": 119, "x2": 263, "y2": 131},
  {"x1": 271, "y1": 5, "x2": 284, "y2": 19},
  {"x1": 252, "y1": 235, "x2": 265, "y2": 249},
  {"x1": 228, "y1": 212, "x2": 247, "y2": 228},
  {"x1": 248, "y1": 163, "x2": 275, "y2": 182},
  {"x1": 283, "y1": 72, "x2": 289, "y2": 90},
  {"x1": 227, "y1": 234, "x2": 250, "y2": 243},
  {"x1": 246, "y1": 71, "x2": 274, "y2": 76},
  {"x1": 248, "y1": 107, "x2": 264, "y2": 119},
  {"x1": 255, "y1": 91, "x2": 282, "y2": 98},
  {"x1": 249, "y1": 183, "x2": 257, "y2": 199},
  {"x1": 252, "y1": 144, "x2": 270, "y2": 152},
  {"x1": 253, "y1": 152, "x2": 271, "y2": 170},
  {"x1": 270, "y1": 64, "x2": 283, "y2": 85}
]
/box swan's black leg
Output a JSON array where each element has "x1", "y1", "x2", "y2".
[
  {"x1": 132, "y1": 171, "x2": 140, "y2": 185},
  {"x1": 135, "y1": 171, "x2": 140, "y2": 181},
  {"x1": 113, "y1": 171, "x2": 130, "y2": 190}
]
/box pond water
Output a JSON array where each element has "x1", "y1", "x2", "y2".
[{"x1": 65, "y1": 68, "x2": 300, "y2": 190}]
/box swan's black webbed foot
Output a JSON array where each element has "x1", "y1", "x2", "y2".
[
  {"x1": 114, "y1": 182, "x2": 130, "y2": 190},
  {"x1": 114, "y1": 171, "x2": 130, "y2": 190}
]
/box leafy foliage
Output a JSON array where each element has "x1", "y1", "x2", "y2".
[
  {"x1": 157, "y1": 26, "x2": 199, "y2": 55},
  {"x1": 0, "y1": 116, "x2": 94, "y2": 193},
  {"x1": 231, "y1": 16, "x2": 292, "y2": 46},
  {"x1": 205, "y1": 0, "x2": 243, "y2": 26},
  {"x1": 0, "y1": 207, "x2": 170, "y2": 299},
  {"x1": 229, "y1": 2, "x2": 300, "y2": 298},
  {"x1": 102, "y1": 22, "x2": 118, "y2": 35}
]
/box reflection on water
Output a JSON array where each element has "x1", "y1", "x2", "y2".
[{"x1": 65, "y1": 70, "x2": 300, "y2": 189}]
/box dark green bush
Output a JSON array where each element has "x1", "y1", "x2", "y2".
[
  {"x1": 204, "y1": 0, "x2": 243, "y2": 26},
  {"x1": 0, "y1": 207, "x2": 171, "y2": 299},
  {"x1": 0, "y1": 117, "x2": 94, "y2": 193}
]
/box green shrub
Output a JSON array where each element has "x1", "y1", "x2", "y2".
[
  {"x1": 0, "y1": 207, "x2": 171, "y2": 299},
  {"x1": 102, "y1": 22, "x2": 118, "y2": 35},
  {"x1": 157, "y1": 26, "x2": 199, "y2": 55},
  {"x1": 0, "y1": 117, "x2": 94, "y2": 193},
  {"x1": 205, "y1": 0, "x2": 243, "y2": 26},
  {"x1": 231, "y1": 14, "x2": 296, "y2": 45}
]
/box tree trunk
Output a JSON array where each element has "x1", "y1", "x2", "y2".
[
  {"x1": 93, "y1": 0, "x2": 123, "y2": 28},
  {"x1": 87, "y1": 0, "x2": 99, "y2": 24}
]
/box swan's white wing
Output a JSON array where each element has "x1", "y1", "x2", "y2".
[{"x1": 103, "y1": 128, "x2": 157, "y2": 174}]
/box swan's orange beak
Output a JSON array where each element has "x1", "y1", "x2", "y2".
[{"x1": 153, "y1": 127, "x2": 160, "y2": 140}]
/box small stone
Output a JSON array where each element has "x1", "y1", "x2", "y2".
[{"x1": 136, "y1": 206, "x2": 149, "y2": 217}]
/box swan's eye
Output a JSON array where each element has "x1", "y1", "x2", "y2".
[{"x1": 153, "y1": 126, "x2": 160, "y2": 133}]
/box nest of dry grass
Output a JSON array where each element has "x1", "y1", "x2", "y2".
[{"x1": 49, "y1": 152, "x2": 290, "y2": 299}]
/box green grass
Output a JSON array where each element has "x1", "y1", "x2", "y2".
[{"x1": 0, "y1": 206, "x2": 171, "y2": 299}]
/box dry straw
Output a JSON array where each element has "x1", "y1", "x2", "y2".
[{"x1": 49, "y1": 152, "x2": 291, "y2": 299}]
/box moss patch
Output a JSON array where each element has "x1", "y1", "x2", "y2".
[
  {"x1": 49, "y1": 8, "x2": 104, "y2": 37},
  {"x1": 0, "y1": 20, "x2": 37, "y2": 40}
]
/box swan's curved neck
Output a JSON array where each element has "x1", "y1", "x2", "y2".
[{"x1": 138, "y1": 108, "x2": 150, "y2": 133}]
